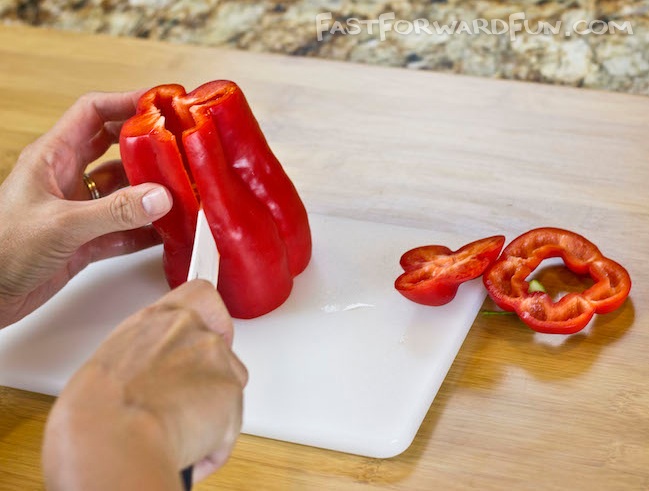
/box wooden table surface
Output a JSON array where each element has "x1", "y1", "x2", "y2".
[{"x1": 1, "y1": 25, "x2": 648, "y2": 491}]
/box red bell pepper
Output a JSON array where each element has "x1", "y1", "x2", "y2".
[
  {"x1": 395, "y1": 235, "x2": 505, "y2": 306},
  {"x1": 119, "y1": 81, "x2": 312, "y2": 319},
  {"x1": 483, "y1": 228, "x2": 631, "y2": 334}
]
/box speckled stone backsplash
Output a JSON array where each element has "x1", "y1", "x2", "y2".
[{"x1": 1, "y1": 1, "x2": 647, "y2": 95}]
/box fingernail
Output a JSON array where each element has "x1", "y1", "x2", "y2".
[{"x1": 142, "y1": 187, "x2": 172, "y2": 216}]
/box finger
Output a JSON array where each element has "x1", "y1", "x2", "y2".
[
  {"x1": 227, "y1": 350, "x2": 249, "y2": 387},
  {"x1": 156, "y1": 281, "x2": 235, "y2": 347},
  {"x1": 80, "y1": 121, "x2": 123, "y2": 164},
  {"x1": 46, "y1": 90, "x2": 144, "y2": 172},
  {"x1": 73, "y1": 159, "x2": 129, "y2": 201},
  {"x1": 61, "y1": 183, "x2": 172, "y2": 244},
  {"x1": 187, "y1": 378, "x2": 243, "y2": 479},
  {"x1": 88, "y1": 159, "x2": 129, "y2": 196},
  {"x1": 78, "y1": 120, "x2": 130, "y2": 167},
  {"x1": 34, "y1": 226, "x2": 161, "y2": 296},
  {"x1": 11, "y1": 225, "x2": 162, "y2": 325},
  {"x1": 72, "y1": 119, "x2": 129, "y2": 166},
  {"x1": 52, "y1": 91, "x2": 141, "y2": 142},
  {"x1": 84, "y1": 226, "x2": 162, "y2": 263},
  {"x1": 192, "y1": 447, "x2": 237, "y2": 483}
]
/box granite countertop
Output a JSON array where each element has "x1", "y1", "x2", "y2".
[{"x1": 1, "y1": 0, "x2": 648, "y2": 96}]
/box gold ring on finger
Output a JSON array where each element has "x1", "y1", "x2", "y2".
[{"x1": 83, "y1": 173, "x2": 101, "y2": 200}]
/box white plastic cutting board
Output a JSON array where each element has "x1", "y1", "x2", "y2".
[{"x1": 0, "y1": 213, "x2": 485, "y2": 458}]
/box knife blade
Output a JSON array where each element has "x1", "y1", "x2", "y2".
[
  {"x1": 182, "y1": 207, "x2": 220, "y2": 490},
  {"x1": 187, "y1": 207, "x2": 220, "y2": 287}
]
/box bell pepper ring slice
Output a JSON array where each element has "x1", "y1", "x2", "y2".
[
  {"x1": 120, "y1": 81, "x2": 312, "y2": 319},
  {"x1": 483, "y1": 227, "x2": 631, "y2": 334},
  {"x1": 395, "y1": 235, "x2": 506, "y2": 306}
]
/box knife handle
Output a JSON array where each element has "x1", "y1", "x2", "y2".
[{"x1": 181, "y1": 466, "x2": 193, "y2": 491}]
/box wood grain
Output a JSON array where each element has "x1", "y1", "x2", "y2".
[{"x1": 1, "y1": 25, "x2": 648, "y2": 490}]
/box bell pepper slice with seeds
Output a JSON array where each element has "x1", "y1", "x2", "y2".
[
  {"x1": 120, "y1": 81, "x2": 312, "y2": 319},
  {"x1": 483, "y1": 227, "x2": 631, "y2": 334}
]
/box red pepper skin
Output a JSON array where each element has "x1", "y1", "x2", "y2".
[
  {"x1": 197, "y1": 83, "x2": 311, "y2": 277},
  {"x1": 395, "y1": 236, "x2": 505, "y2": 306},
  {"x1": 120, "y1": 81, "x2": 312, "y2": 318},
  {"x1": 483, "y1": 228, "x2": 632, "y2": 334}
]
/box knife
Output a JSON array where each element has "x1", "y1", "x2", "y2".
[
  {"x1": 181, "y1": 207, "x2": 220, "y2": 491},
  {"x1": 187, "y1": 207, "x2": 220, "y2": 287}
]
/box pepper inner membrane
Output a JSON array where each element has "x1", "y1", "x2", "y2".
[
  {"x1": 153, "y1": 93, "x2": 201, "y2": 204},
  {"x1": 525, "y1": 258, "x2": 594, "y2": 302}
]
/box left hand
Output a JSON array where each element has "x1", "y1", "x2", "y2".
[{"x1": 0, "y1": 91, "x2": 173, "y2": 328}]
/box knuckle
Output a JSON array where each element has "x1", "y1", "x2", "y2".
[
  {"x1": 234, "y1": 362, "x2": 249, "y2": 387},
  {"x1": 21, "y1": 135, "x2": 76, "y2": 171},
  {"x1": 42, "y1": 138, "x2": 77, "y2": 169},
  {"x1": 18, "y1": 140, "x2": 37, "y2": 160},
  {"x1": 75, "y1": 92, "x2": 106, "y2": 122},
  {"x1": 204, "y1": 331, "x2": 226, "y2": 350},
  {"x1": 77, "y1": 91, "x2": 100, "y2": 106},
  {"x1": 222, "y1": 377, "x2": 245, "y2": 398},
  {"x1": 108, "y1": 190, "x2": 138, "y2": 228},
  {"x1": 132, "y1": 303, "x2": 205, "y2": 339},
  {"x1": 220, "y1": 320, "x2": 235, "y2": 343},
  {"x1": 151, "y1": 303, "x2": 204, "y2": 330},
  {"x1": 171, "y1": 305, "x2": 203, "y2": 328}
]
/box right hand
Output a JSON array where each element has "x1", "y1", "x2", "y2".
[{"x1": 42, "y1": 280, "x2": 248, "y2": 490}]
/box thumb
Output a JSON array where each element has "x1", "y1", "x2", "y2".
[{"x1": 67, "y1": 183, "x2": 172, "y2": 244}]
